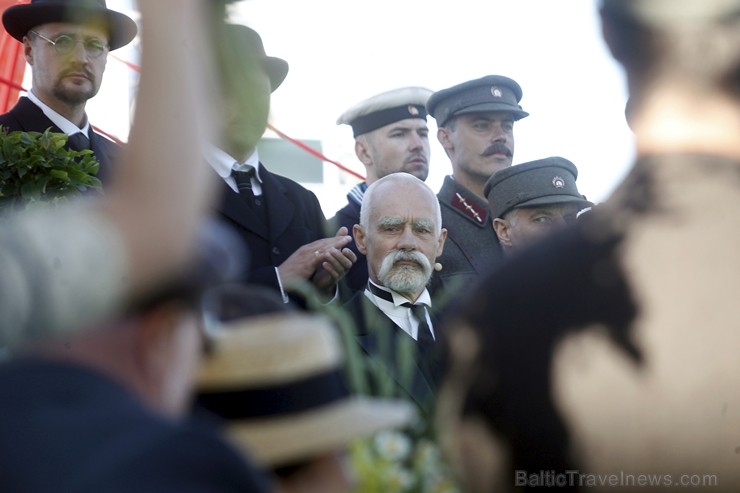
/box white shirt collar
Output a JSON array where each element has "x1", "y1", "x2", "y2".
[
  {"x1": 27, "y1": 90, "x2": 90, "y2": 137},
  {"x1": 204, "y1": 146, "x2": 263, "y2": 182},
  {"x1": 205, "y1": 146, "x2": 264, "y2": 195},
  {"x1": 363, "y1": 280, "x2": 433, "y2": 341}
]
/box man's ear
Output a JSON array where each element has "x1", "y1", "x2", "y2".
[
  {"x1": 353, "y1": 224, "x2": 368, "y2": 255},
  {"x1": 355, "y1": 138, "x2": 373, "y2": 166},
  {"x1": 437, "y1": 126, "x2": 453, "y2": 152},
  {"x1": 23, "y1": 37, "x2": 34, "y2": 65},
  {"x1": 492, "y1": 218, "x2": 512, "y2": 248},
  {"x1": 436, "y1": 227, "x2": 448, "y2": 258}
]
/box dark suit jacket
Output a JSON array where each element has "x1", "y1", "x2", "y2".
[
  {"x1": 328, "y1": 198, "x2": 367, "y2": 295},
  {"x1": 0, "y1": 359, "x2": 271, "y2": 493},
  {"x1": 214, "y1": 163, "x2": 329, "y2": 307},
  {"x1": 344, "y1": 291, "x2": 440, "y2": 417},
  {"x1": 0, "y1": 96, "x2": 120, "y2": 184}
]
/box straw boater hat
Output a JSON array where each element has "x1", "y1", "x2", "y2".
[
  {"x1": 196, "y1": 313, "x2": 416, "y2": 467},
  {"x1": 2, "y1": 0, "x2": 138, "y2": 51}
]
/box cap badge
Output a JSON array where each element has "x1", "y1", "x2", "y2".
[
  {"x1": 408, "y1": 105, "x2": 419, "y2": 116},
  {"x1": 552, "y1": 176, "x2": 565, "y2": 189},
  {"x1": 491, "y1": 86, "x2": 503, "y2": 98}
]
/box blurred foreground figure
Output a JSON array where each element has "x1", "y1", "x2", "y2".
[
  {"x1": 0, "y1": 221, "x2": 270, "y2": 492},
  {"x1": 437, "y1": 1, "x2": 740, "y2": 491},
  {"x1": 0, "y1": 0, "x2": 219, "y2": 348}
]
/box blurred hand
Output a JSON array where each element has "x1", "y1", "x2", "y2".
[{"x1": 278, "y1": 227, "x2": 357, "y2": 296}]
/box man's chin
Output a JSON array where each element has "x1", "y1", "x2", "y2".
[{"x1": 55, "y1": 88, "x2": 97, "y2": 106}]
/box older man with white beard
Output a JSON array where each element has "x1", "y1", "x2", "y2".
[{"x1": 343, "y1": 173, "x2": 447, "y2": 416}]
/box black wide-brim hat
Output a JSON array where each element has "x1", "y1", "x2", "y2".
[
  {"x1": 225, "y1": 24, "x2": 289, "y2": 92},
  {"x1": 3, "y1": 0, "x2": 138, "y2": 51}
]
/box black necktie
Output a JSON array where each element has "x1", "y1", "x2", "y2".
[
  {"x1": 67, "y1": 132, "x2": 91, "y2": 152},
  {"x1": 231, "y1": 167, "x2": 261, "y2": 208},
  {"x1": 232, "y1": 167, "x2": 255, "y2": 192},
  {"x1": 402, "y1": 302, "x2": 435, "y2": 354}
]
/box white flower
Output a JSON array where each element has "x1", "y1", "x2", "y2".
[
  {"x1": 374, "y1": 430, "x2": 412, "y2": 461},
  {"x1": 383, "y1": 465, "x2": 415, "y2": 493},
  {"x1": 413, "y1": 439, "x2": 441, "y2": 469}
]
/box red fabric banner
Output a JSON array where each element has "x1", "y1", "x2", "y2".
[{"x1": 0, "y1": 0, "x2": 28, "y2": 113}]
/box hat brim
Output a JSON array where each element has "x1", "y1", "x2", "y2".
[
  {"x1": 263, "y1": 56, "x2": 288, "y2": 92},
  {"x1": 514, "y1": 194, "x2": 593, "y2": 213},
  {"x1": 227, "y1": 397, "x2": 417, "y2": 467},
  {"x1": 3, "y1": 4, "x2": 137, "y2": 51},
  {"x1": 453, "y1": 102, "x2": 529, "y2": 121}
]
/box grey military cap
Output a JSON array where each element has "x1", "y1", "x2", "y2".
[
  {"x1": 426, "y1": 75, "x2": 529, "y2": 128},
  {"x1": 484, "y1": 156, "x2": 592, "y2": 219}
]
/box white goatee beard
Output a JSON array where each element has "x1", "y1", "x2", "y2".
[{"x1": 377, "y1": 250, "x2": 432, "y2": 295}]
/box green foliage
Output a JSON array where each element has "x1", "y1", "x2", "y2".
[{"x1": 0, "y1": 127, "x2": 102, "y2": 213}]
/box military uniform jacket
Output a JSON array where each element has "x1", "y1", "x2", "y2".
[
  {"x1": 430, "y1": 176, "x2": 502, "y2": 308},
  {"x1": 0, "y1": 96, "x2": 120, "y2": 184},
  {"x1": 215, "y1": 162, "x2": 328, "y2": 306},
  {"x1": 344, "y1": 291, "x2": 440, "y2": 417}
]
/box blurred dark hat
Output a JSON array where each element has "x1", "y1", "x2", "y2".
[
  {"x1": 225, "y1": 24, "x2": 288, "y2": 92},
  {"x1": 3, "y1": 0, "x2": 137, "y2": 51},
  {"x1": 600, "y1": 0, "x2": 740, "y2": 26},
  {"x1": 196, "y1": 312, "x2": 416, "y2": 467},
  {"x1": 427, "y1": 75, "x2": 529, "y2": 127},
  {"x1": 484, "y1": 156, "x2": 592, "y2": 219},
  {"x1": 337, "y1": 86, "x2": 433, "y2": 138}
]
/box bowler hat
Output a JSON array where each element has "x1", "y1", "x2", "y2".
[
  {"x1": 484, "y1": 156, "x2": 592, "y2": 219},
  {"x1": 427, "y1": 75, "x2": 529, "y2": 127},
  {"x1": 196, "y1": 312, "x2": 416, "y2": 467},
  {"x1": 337, "y1": 86, "x2": 433, "y2": 138},
  {"x1": 3, "y1": 0, "x2": 137, "y2": 51},
  {"x1": 226, "y1": 24, "x2": 288, "y2": 93}
]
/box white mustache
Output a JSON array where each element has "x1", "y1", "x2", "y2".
[
  {"x1": 378, "y1": 250, "x2": 432, "y2": 279},
  {"x1": 389, "y1": 250, "x2": 429, "y2": 269}
]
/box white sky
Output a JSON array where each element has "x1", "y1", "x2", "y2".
[{"x1": 89, "y1": 0, "x2": 635, "y2": 216}]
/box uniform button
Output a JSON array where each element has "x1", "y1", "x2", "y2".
[
  {"x1": 254, "y1": 198, "x2": 262, "y2": 206},
  {"x1": 272, "y1": 247, "x2": 280, "y2": 255}
]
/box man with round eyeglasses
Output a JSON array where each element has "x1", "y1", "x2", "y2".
[{"x1": 0, "y1": 0, "x2": 138, "y2": 184}]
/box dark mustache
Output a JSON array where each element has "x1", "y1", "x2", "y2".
[{"x1": 482, "y1": 143, "x2": 512, "y2": 157}]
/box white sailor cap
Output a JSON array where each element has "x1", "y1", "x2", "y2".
[{"x1": 337, "y1": 86, "x2": 433, "y2": 138}]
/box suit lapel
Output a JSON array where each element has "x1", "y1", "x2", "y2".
[
  {"x1": 11, "y1": 97, "x2": 61, "y2": 133},
  {"x1": 259, "y1": 164, "x2": 294, "y2": 243},
  {"x1": 218, "y1": 180, "x2": 270, "y2": 240},
  {"x1": 10, "y1": 98, "x2": 118, "y2": 185}
]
